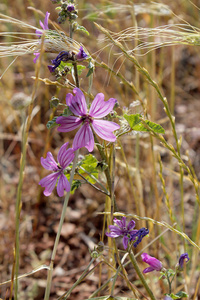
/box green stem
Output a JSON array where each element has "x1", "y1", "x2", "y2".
[
  {"x1": 79, "y1": 166, "x2": 109, "y2": 194},
  {"x1": 128, "y1": 249, "x2": 157, "y2": 300},
  {"x1": 77, "y1": 171, "x2": 109, "y2": 196},
  {"x1": 93, "y1": 133, "x2": 118, "y2": 212},
  {"x1": 44, "y1": 150, "x2": 79, "y2": 300},
  {"x1": 112, "y1": 240, "x2": 137, "y2": 296},
  {"x1": 166, "y1": 273, "x2": 172, "y2": 294}
]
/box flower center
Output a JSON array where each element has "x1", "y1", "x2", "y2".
[{"x1": 81, "y1": 115, "x2": 93, "y2": 124}]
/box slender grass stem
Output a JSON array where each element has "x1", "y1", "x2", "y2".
[
  {"x1": 13, "y1": 36, "x2": 45, "y2": 299},
  {"x1": 128, "y1": 248, "x2": 156, "y2": 300}
]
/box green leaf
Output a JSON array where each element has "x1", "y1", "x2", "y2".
[
  {"x1": 70, "y1": 180, "x2": 82, "y2": 194},
  {"x1": 134, "y1": 120, "x2": 165, "y2": 134},
  {"x1": 124, "y1": 114, "x2": 165, "y2": 134},
  {"x1": 87, "y1": 297, "x2": 136, "y2": 300},
  {"x1": 79, "y1": 154, "x2": 98, "y2": 184},
  {"x1": 58, "y1": 61, "x2": 72, "y2": 71},
  {"x1": 166, "y1": 269, "x2": 176, "y2": 278},
  {"x1": 124, "y1": 113, "x2": 141, "y2": 128},
  {"x1": 63, "y1": 107, "x2": 72, "y2": 116},
  {"x1": 76, "y1": 64, "x2": 86, "y2": 75},
  {"x1": 46, "y1": 117, "x2": 58, "y2": 129},
  {"x1": 170, "y1": 291, "x2": 188, "y2": 299},
  {"x1": 76, "y1": 24, "x2": 89, "y2": 36},
  {"x1": 86, "y1": 60, "x2": 95, "y2": 77}
]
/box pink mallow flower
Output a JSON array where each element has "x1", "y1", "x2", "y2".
[
  {"x1": 56, "y1": 88, "x2": 120, "y2": 152},
  {"x1": 39, "y1": 142, "x2": 74, "y2": 197},
  {"x1": 106, "y1": 217, "x2": 138, "y2": 250},
  {"x1": 141, "y1": 253, "x2": 163, "y2": 274},
  {"x1": 33, "y1": 11, "x2": 50, "y2": 63}
]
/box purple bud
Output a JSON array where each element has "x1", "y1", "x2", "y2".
[
  {"x1": 67, "y1": 4, "x2": 75, "y2": 12},
  {"x1": 141, "y1": 253, "x2": 163, "y2": 274}
]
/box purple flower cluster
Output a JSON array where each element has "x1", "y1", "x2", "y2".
[
  {"x1": 39, "y1": 88, "x2": 120, "y2": 196},
  {"x1": 106, "y1": 217, "x2": 148, "y2": 250},
  {"x1": 130, "y1": 227, "x2": 149, "y2": 247}
]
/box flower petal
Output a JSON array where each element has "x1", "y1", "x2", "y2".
[
  {"x1": 92, "y1": 119, "x2": 120, "y2": 142},
  {"x1": 127, "y1": 220, "x2": 136, "y2": 230},
  {"x1": 141, "y1": 253, "x2": 162, "y2": 271},
  {"x1": 41, "y1": 152, "x2": 58, "y2": 171},
  {"x1": 106, "y1": 227, "x2": 122, "y2": 238},
  {"x1": 56, "y1": 116, "x2": 82, "y2": 132},
  {"x1": 89, "y1": 94, "x2": 117, "y2": 118},
  {"x1": 66, "y1": 88, "x2": 87, "y2": 116},
  {"x1": 143, "y1": 267, "x2": 155, "y2": 274},
  {"x1": 123, "y1": 236, "x2": 129, "y2": 249},
  {"x1": 114, "y1": 217, "x2": 127, "y2": 228},
  {"x1": 57, "y1": 143, "x2": 75, "y2": 168},
  {"x1": 43, "y1": 12, "x2": 50, "y2": 30},
  {"x1": 39, "y1": 172, "x2": 59, "y2": 196},
  {"x1": 72, "y1": 123, "x2": 94, "y2": 152},
  {"x1": 57, "y1": 173, "x2": 71, "y2": 196},
  {"x1": 178, "y1": 253, "x2": 190, "y2": 268},
  {"x1": 33, "y1": 52, "x2": 40, "y2": 63},
  {"x1": 113, "y1": 217, "x2": 124, "y2": 228}
]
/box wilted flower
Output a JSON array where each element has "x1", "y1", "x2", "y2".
[
  {"x1": 56, "y1": 88, "x2": 120, "y2": 152},
  {"x1": 129, "y1": 227, "x2": 149, "y2": 247},
  {"x1": 177, "y1": 253, "x2": 190, "y2": 269},
  {"x1": 48, "y1": 46, "x2": 88, "y2": 72},
  {"x1": 33, "y1": 11, "x2": 50, "y2": 63},
  {"x1": 75, "y1": 46, "x2": 88, "y2": 61},
  {"x1": 106, "y1": 217, "x2": 138, "y2": 249},
  {"x1": 141, "y1": 253, "x2": 163, "y2": 274},
  {"x1": 39, "y1": 142, "x2": 74, "y2": 197}
]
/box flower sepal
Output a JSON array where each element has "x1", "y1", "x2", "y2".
[{"x1": 164, "y1": 291, "x2": 189, "y2": 299}]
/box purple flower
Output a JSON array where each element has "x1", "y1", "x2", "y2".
[
  {"x1": 178, "y1": 253, "x2": 190, "y2": 269},
  {"x1": 48, "y1": 47, "x2": 88, "y2": 72},
  {"x1": 130, "y1": 227, "x2": 149, "y2": 247},
  {"x1": 39, "y1": 142, "x2": 74, "y2": 197},
  {"x1": 106, "y1": 217, "x2": 138, "y2": 249},
  {"x1": 141, "y1": 253, "x2": 163, "y2": 274},
  {"x1": 36, "y1": 11, "x2": 50, "y2": 36},
  {"x1": 56, "y1": 88, "x2": 120, "y2": 152},
  {"x1": 34, "y1": 12, "x2": 50, "y2": 63},
  {"x1": 75, "y1": 46, "x2": 88, "y2": 61}
]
